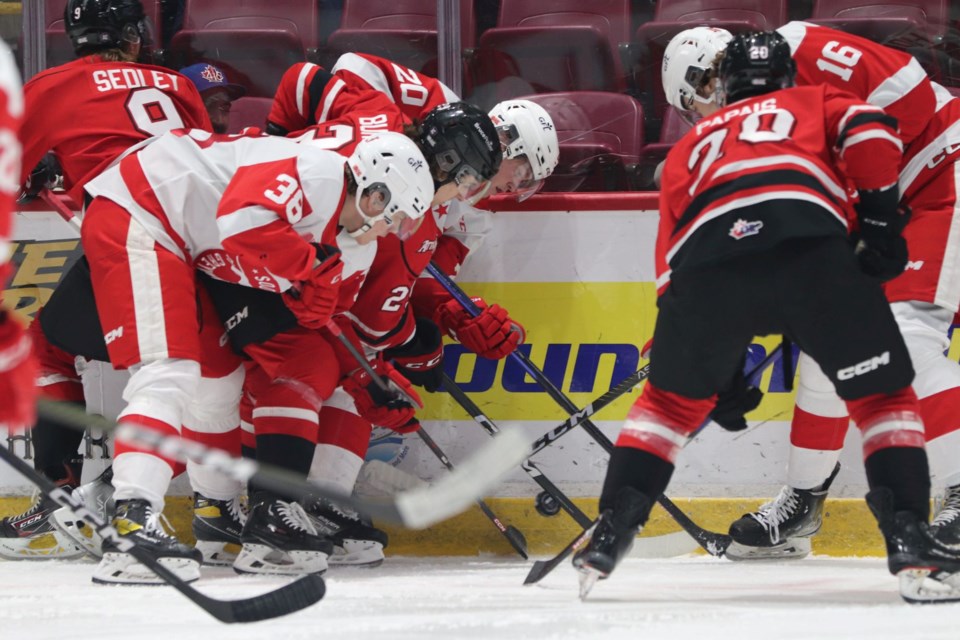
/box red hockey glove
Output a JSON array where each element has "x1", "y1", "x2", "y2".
[
  {"x1": 435, "y1": 297, "x2": 525, "y2": 360},
  {"x1": 0, "y1": 313, "x2": 38, "y2": 430},
  {"x1": 342, "y1": 358, "x2": 423, "y2": 432},
  {"x1": 282, "y1": 244, "x2": 344, "y2": 329},
  {"x1": 386, "y1": 318, "x2": 444, "y2": 392}
]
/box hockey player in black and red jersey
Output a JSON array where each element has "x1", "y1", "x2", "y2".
[
  {"x1": 661, "y1": 21, "x2": 960, "y2": 559},
  {"x1": 573, "y1": 31, "x2": 960, "y2": 605},
  {"x1": 0, "y1": 0, "x2": 240, "y2": 562}
]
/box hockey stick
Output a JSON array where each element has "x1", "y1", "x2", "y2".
[
  {"x1": 441, "y1": 371, "x2": 593, "y2": 528},
  {"x1": 0, "y1": 442, "x2": 325, "y2": 623},
  {"x1": 522, "y1": 345, "x2": 787, "y2": 584},
  {"x1": 37, "y1": 400, "x2": 529, "y2": 531},
  {"x1": 39, "y1": 188, "x2": 82, "y2": 231},
  {"x1": 426, "y1": 262, "x2": 730, "y2": 554},
  {"x1": 324, "y1": 320, "x2": 529, "y2": 558}
]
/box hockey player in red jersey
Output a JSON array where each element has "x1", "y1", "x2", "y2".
[
  {"x1": 0, "y1": 38, "x2": 42, "y2": 557},
  {"x1": 661, "y1": 21, "x2": 960, "y2": 559},
  {"x1": 573, "y1": 30, "x2": 960, "y2": 605},
  {"x1": 78, "y1": 127, "x2": 432, "y2": 582},
  {"x1": 0, "y1": 0, "x2": 220, "y2": 561}
]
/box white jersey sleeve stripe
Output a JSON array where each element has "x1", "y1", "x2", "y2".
[
  {"x1": 296, "y1": 63, "x2": 320, "y2": 118},
  {"x1": 217, "y1": 205, "x2": 283, "y2": 241},
  {"x1": 841, "y1": 129, "x2": 903, "y2": 155},
  {"x1": 868, "y1": 58, "x2": 927, "y2": 109},
  {"x1": 331, "y1": 53, "x2": 393, "y2": 96},
  {"x1": 318, "y1": 77, "x2": 345, "y2": 123}
]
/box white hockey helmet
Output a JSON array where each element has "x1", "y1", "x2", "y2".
[
  {"x1": 662, "y1": 27, "x2": 733, "y2": 118},
  {"x1": 486, "y1": 99, "x2": 560, "y2": 201},
  {"x1": 347, "y1": 131, "x2": 435, "y2": 239}
]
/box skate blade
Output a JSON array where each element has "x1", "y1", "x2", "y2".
[
  {"x1": 50, "y1": 507, "x2": 104, "y2": 559},
  {"x1": 725, "y1": 537, "x2": 812, "y2": 562},
  {"x1": 195, "y1": 540, "x2": 242, "y2": 566},
  {"x1": 898, "y1": 568, "x2": 960, "y2": 604},
  {"x1": 577, "y1": 567, "x2": 603, "y2": 600},
  {"x1": 92, "y1": 552, "x2": 201, "y2": 585},
  {"x1": 328, "y1": 541, "x2": 385, "y2": 567},
  {"x1": 233, "y1": 543, "x2": 328, "y2": 576},
  {"x1": 0, "y1": 531, "x2": 86, "y2": 560}
]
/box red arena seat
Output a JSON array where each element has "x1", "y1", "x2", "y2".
[
  {"x1": 325, "y1": 0, "x2": 476, "y2": 76},
  {"x1": 226, "y1": 96, "x2": 274, "y2": 134},
  {"x1": 522, "y1": 91, "x2": 645, "y2": 192},
  {"x1": 808, "y1": 0, "x2": 950, "y2": 47},
  {"x1": 167, "y1": 0, "x2": 320, "y2": 97},
  {"x1": 470, "y1": 1, "x2": 632, "y2": 105},
  {"x1": 637, "y1": 107, "x2": 693, "y2": 189}
]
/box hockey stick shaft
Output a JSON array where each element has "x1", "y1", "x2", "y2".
[
  {"x1": 37, "y1": 399, "x2": 529, "y2": 531},
  {"x1": 427, "y1": 262, "x2": 782, "y2": 557},
  {"x1": 416, "y1": 426, "x2": 528, "y2": 559},
  {"x1": 0, "y1": 441, "x2": 325, "y2": 623},
  {"x1": 441, "y1": 372, "x2": 593, "y2": 528},
  {"x1": 39, "y1": 189, "x2": 82, "y2": 231}
]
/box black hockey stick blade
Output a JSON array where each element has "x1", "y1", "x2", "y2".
[
  {"x1": 0, "y1": 443, "x2": 325, "y2": 623},
  {"x1": 523, "y1": 519, "x2": 598, "y2": 586}
]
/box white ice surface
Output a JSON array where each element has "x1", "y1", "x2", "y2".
[{"x1": 2, "y1": 555, "x2": 958, "y2": 639}]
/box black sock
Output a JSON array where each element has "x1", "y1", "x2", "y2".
[
  {"x1": 865, "y1": 447, "x2": 931, "y2": 520},
  {"x1": 31, "y1": 405, "x2": 86, "y2": 483},
  {"x1": 248, "y1": 434, "x2": 314, "y2": 497},
  {"x1": 599, "y1": 446, "x2": 674, "y2": 516}
]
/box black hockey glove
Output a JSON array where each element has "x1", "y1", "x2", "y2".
[
  {"x1": 18, "y1": 153, "x2": 62, "y2": 203},
  {"x1": 854, "y1": 186, "x2": 911, "y2": 282},
  {"x1": 386, "y1": 318, "x2": 445, "y2": 392},
  {"x1": 710, "y1": 368, "x2": 763, "y2": 432}
]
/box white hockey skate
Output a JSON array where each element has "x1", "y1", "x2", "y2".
[{"x1": 50, "y1": 467, "x2": 114, "y2": 559}]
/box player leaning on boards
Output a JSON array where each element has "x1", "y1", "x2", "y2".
[
  {"x1": 0, "y1": 0, "x2": 222, "y2": 561},
  {"x1": 662, "y1": 20, "x2": 960, "y2": 560},
  {"x1": 572, "y1": 31, "x2": 960, "y2": 605}
]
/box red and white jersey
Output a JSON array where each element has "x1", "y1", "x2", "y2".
[
  {"x1": 288, "y1": 91, "x2": 409, "y2": 158},
  {"x1": 657, "y1": 85, "x2": 902, "y2": 292},
  {"x1": 268, "y1": 53, "x2": 458, "y2": 135},
  {"x1": 0, "y1": 40, "x2": 21, "y2": 285},
  {"x1": 345, "y1": 199, "x2": 491, "y2": 351},
  {"x1": 778, "y1": 21, "x2": 937, "y2": 151},
  {"x1": 21, "y1": 56, "x2": 211, "y2": 203},
  {"x1": 84, "y1": 129, "x2": 375, "y2": 295}
]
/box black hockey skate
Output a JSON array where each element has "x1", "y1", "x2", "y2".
[
  {"x1": 233, "y1": 493, "x2": 333, "y2": 576},
  {"x1": 93, "y1": 498, "x2": 202, "y2": 585},
  {"x1": 0, "y1": 463, "x2": 84, "y2": 560},
  {"x1": 931, "y1": 484, "x2": 960, "y2": 549},
  {"x1": 867, "y1": 487, "x2": 960, "y2": 604},
  {"x1": 0, "y1": 491, "x2": 84, "y2": 560},
  {"x1": 572, "y1": 487, "x2": 650, "y2": 599},
  {"x1": 51, "y1": 466, "x2": 114, "y2": 559},
  {"x1": 726, "y1": 463, "x2": 840, "y2": 561},
  {"x1": 304, "y1": 496, "x2": 388, "y2": 567},
  {"x1": 192, "y1": 493, "x2": 247, "y2": 566}
]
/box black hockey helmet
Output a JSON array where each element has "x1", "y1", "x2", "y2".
[
  {"x1": 717, "y1": 31, "x2": 796, "y2": 106},
  {"x1": 418, "y1": 102, "x2": 502, "y2": 193},
  {"x1": 64, "y1": 0, "x2": 152, "y2": 56}
]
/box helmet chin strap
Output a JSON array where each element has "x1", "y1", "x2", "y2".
[{"x1": 347, "y1": 190, "x2": 391, "y2": 239}]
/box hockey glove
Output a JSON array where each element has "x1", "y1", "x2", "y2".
[
  {"x1": 0, "y1": 312, "x2": 38, "y2": 430},
  {"x1": 385, "y1": 318, "x2": 444, "y2": 392},
  {"x1": 342, "y1": 358, "x2": 424, "y2": 432},
  {"x1": 282, "y1": 244, "x2": 343, "y2": 329},
  {"x1": 18, "y1": 153, "x2": 62, "y2": 204},
  {"x1": 854, "y1": 186, "x2": 911, "y2": 282},
  {"x1": 435, "y1": 297, "x2": 525, "y2": 360},
  {"x1": 710, "y1": 368, "x2": 763, "y2": 432}
]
